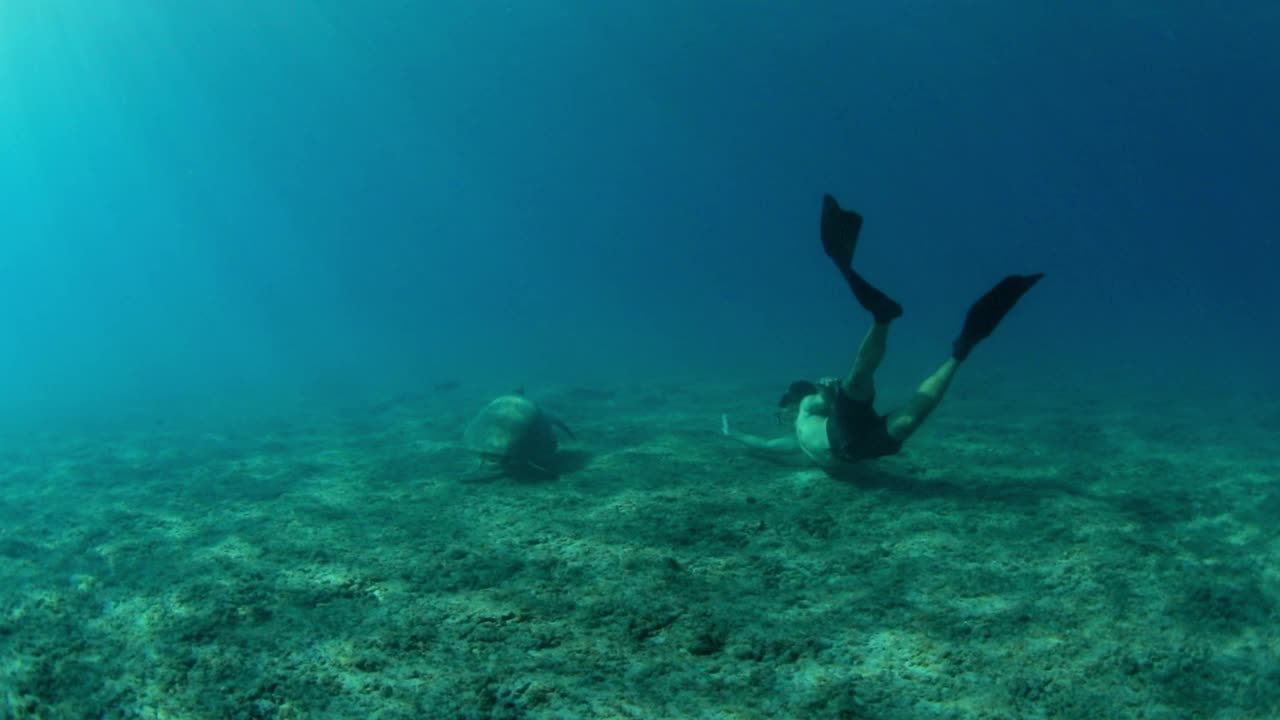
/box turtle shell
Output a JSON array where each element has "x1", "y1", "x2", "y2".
[{"x1": 463, "y1": 394, "x2": 559, "y2": 465}]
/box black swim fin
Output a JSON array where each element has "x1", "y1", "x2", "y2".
[
  {"x1": 821, "y1": 194, "x2": 903, "y2": 322},
  {"x1": 821, "y1": 194, "x2": 862, "y2": 269},
  {"x1": 840, "y1": 266, "x2": 903, "y2": 323},
  {"x1": 952, "y1": 273, "x2": 1045, "y2": 361}
]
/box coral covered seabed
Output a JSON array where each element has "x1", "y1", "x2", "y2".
[{"x1": 1, "y1": 371, "x2": 1277, "y2": 719}]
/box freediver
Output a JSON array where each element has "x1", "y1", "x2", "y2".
[{"x1": 723, "y1": 194, "x2": 1044, "y2": 469}]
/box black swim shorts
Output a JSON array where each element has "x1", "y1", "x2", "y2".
[{"x1": 826, "y1": 386, "x2": 902, "y2": 462}]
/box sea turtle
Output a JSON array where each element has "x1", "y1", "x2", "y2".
[{"x1": 463, "y1": 390, "x2": 574, "y2": 477}]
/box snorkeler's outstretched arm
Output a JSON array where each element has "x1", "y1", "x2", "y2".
[{"x1": 721, "y1": 414, "x2": 800, "y2": 455}]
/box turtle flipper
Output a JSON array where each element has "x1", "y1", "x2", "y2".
[
  {"x1": 547, "y1": 414, "x2": 575, "y2": 440},
  {"x1": 523, "y1": 459, "x2": 558, "y2": 477}
]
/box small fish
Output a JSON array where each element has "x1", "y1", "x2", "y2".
[{"x1": 434, "y1": 380, "x2": 461, "y2": 392}]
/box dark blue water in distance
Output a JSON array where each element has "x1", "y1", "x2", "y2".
[{"x1": 1, "y1": 1, "x2": 1275, "y2": 423}]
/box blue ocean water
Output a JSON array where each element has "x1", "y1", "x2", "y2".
[
  {"x1": 2, "y1": 2, "x2": 1276, "y2": 425},
  {"x1": 3, "y1": 5, "x2": 1280, "y2": 717}
]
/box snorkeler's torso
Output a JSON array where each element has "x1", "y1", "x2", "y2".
[{"x1": 795, "y1": 414, "x2": 839, "y2": 469}]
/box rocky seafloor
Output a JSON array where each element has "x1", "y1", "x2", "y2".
[{"x1": 2, "y1": 371, "x2": 1277, "y2": 719}]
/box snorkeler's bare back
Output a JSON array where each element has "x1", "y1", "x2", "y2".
[{"x1": 795, "y1": 394, "x2": 839, "y2": 469}]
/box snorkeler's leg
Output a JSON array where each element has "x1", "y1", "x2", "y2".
[
  {"x1": 885, "y1": 357, "x2": 959, "y2": 443},
  {"x1": 844, "y1": 322, "x2": 889, "y2": 403},
  {"x1": 882, "y1": 272, "x2": 1043, "y2": 443}
]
